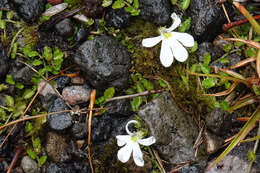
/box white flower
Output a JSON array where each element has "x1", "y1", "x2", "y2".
[
  {"x1": 116, "y1": 120, "x2": 156, "y2": 167},
  {"x1": 142, "y1": 13, "x2": 195, "y2": 67}
]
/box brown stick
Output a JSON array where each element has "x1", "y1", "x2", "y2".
[
  {"x1": 87, "y1": 90, "x2": 96, "y2": 173},
  {"x1": 223, "y1": 15, "x2": 260, "y2": 31},
  {"x1": 7, "y1": 146, "x2": 24, "y2": 173}
]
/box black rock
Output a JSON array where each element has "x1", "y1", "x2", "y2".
[
  {"x1": 196, "y1": 42, "x2": 224, "y2": 62},
  {"x1": 0, "y1": 0, "x2": 10, "y2": 9},
  {"x1": 54, "y1": 76, "x2": 71, "y2": 90},
  {"x1": 12, "y1": 66, "x2": 34, "y2": 84},
  {"x1": 105, "y1": 8, "x2": 132, "y2": 29},
  {"x1": 55, "y1": 18, "x2": 74, "y2": 37},
  {"x1": 139, "y1": 0, "x2": 171, "y2": 26},
  {"x1": 105, "y1": 99, "x2": 132, "y2": 117},
  {"x1": 74, "y1": 27, "x2": 89, "y2": 45},
  {"x1": 188, "y1": 0, "x2": 233, "y2": 42},
  {"x1": 71, "y1": 123, "x2": 87, "y2": 139},
  {"x1": 0, "y1": 41, "x2": 9, "y2": 81},
  {"x1": 74, "y1": 35, "x2": 131, "y2": 90},
  {"x1": 211, "y1": 53, "x2": 242, "y2": 69},
  {"x1": 205, "y1": 108, "x2": 232, "y2": 136},
  {"x1": 45, "y1": 162, "x2": 90, "y2": 173},
  {"x1": 12, "y1": 0, "x2": 46, "y2": 23},
  {"x1": 47, "y1": 98, "x2": 72, "y2": 131}
]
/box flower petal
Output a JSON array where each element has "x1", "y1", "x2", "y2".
[
  {"x1": 160, "y1": 40, "x2": 174, "y2": 67},
  {"x1": 138, "y1": 136, "x2": 156, "y2": 146},
  {"x1": 116, "y1": 135, "x2": 131, "y2": 147},
  {"x1": 117, "y1": 142, "x2": 133, "y2": 163},
  {"x1": 125, "y1": 120, "x2": 139, "y2": 136},
  {"x1": 165, "y1": 13, "x2": 181, "y2": 32},
  {"x1": 132, "y1": 142, "x2": 144, "y2": 166},
  {"x1": 142, "y1": 36, "x2": 162, "y2": 48},
  {"x1": 168, "y1": 37, "x2": 188, "y2": 62},
  {"x1": 172, "y1": 32, "x2": 195, "y2": 47}
]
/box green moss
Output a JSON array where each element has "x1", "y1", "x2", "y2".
[{"x1": 121, "y1": 19, "x2": 212, "y2": 116}]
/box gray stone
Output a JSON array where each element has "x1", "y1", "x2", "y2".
[
  {"x1": 12, "y1": 66, "x2": 34, "y2": 83},
  {"x1": 206, "y1": 143, "x2": 260, "y2": 173},
  {"x1": 12, "y1": 0, "x2": 46, "y2": 23},
  {"x1": 0, "y1": 41, "x2": 9, "y2": 81},
  {"x1": 55, "y1": 18, "x2": 74, "y2": 37},
  {"x1": 139, "y1": 0, "x2": 171, "y2": 26},
  {"x1": 21, "y1": 156, "x2": 40, "y2": 173},
  {"x1": 62, "y1": 85, "x2": 91, "y2": 105},
  {"x1": 0, "y1": 0, "x2": 10, "y2": 9},
  {"x1": 138, "y1": 92, "x2": 201, "y2": 163},
  {"x1": 47, "y1": 98, "x2": 72, "y2": 131},
  {"x1": 74, "y1": 35, "x2": 131, "y2": 90}
]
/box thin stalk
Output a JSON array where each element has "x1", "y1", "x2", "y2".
[{"x1": 233, "y1": 2, "x2": 260, "y2": 35}]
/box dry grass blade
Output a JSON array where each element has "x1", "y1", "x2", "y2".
[
  {"x1": 223, "y1": 38, "x2": 260, "y2": 49},
  {"x1": 207, "y1": 106, "x2": 260, "y2": 170},
  {"x1": 87, "y1": 90, "x2": 96, "y2": 173},
  {"x1": 227, "y1": 57, "x2": 255, "y2": 70},
  {"x1": 233, "y1": 2, "x2": 260, "y2": 35},
  {"x1": 228, "y1": 96, "x2": 258, "y2": 113},
  {"x1": 257, "y1": 50, "x2": 260, "y2": 78},
  {"x1": 204, "y1": 82, "x2": 237, "y2": 96}
]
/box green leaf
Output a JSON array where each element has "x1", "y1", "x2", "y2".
[
  {"x1": 131, "y1": 96, "x2": 143, "y2": 111},
  {"x1": 133, "y1": 0, "x2": 139, "y2": 8},
  {"x1": 5, "y1": 95, "x2": 14, "y2": 107},
  {"x1": 180, "y1": 0, "x2": 191, "y2": 10},
  {"x1": 248, "y1": 150, "x2": 256, "y2": 162},
  {"x1": 0, "y1": 108, "x2": 6, "y2": 121},
  {"x1": 136, "y1": 82, "x2": 145, "y2": 93},
  {"x1": 38, "y1": 155, "x2": 47, "y2": 167},
  {"x1": 202, "y1": 78, "x2": 215, "y2": 89},
  {"x1": 253, "y1": 85, "x2": 260, "y2": 96},
  {"x1": 11, "y1": 42, "x2": 18, "y2": 59},
  {"x1": 28, "y1": 51, "x2": 39, "y2": 58},
  {"x1": 104, "y1": 87, "x2": 115, "y2": 99},
  {"x1": 95, "y1": 96, "x2": 106, "y2": 105},
  {"x1": 33, "y1": 137, "x2": 41, "y2": 152},
  {"x1": 0, "y1": 84, "x2": 8, "y2": 91},
  {"x1": 246, "y1": 47, "x2": 257, "y2": 58},
  {"x1": 6, "y1": 11, "x2": 14, "y2": 20},
  {"x1": 200, "y1": 64, "x2": 210, "y2": 74},
  {"x1": 140, "y1": 79, "x2": 154, "y2": 90},
  {"x1": 25, "y1": 121, "x2": 33, "y2": 132},
  {"x1": 224, "y1": 82, "x2": 231, "y2": 89},
  {"x1": 27, "y1": 149, "x2": 37, "y2": 160},
  {"x1": 0, "y1": 11, "x2": 2, "y2": 19},
  {"x1": 0, "y1": 20, "x2": 6, "y2": 30},
  {"x1": 53, "y1": 47, "x2": 64, "y2": 61},
  {"x1": 112, "y1": 0, "x2": 125, "y2": 9},
  {"x1": 223, "y1": 43, "x2": 232, "y2": 53},
  {"x1": 170, "y1": 0, "x2": 178, "y2": 5},
  {"x1": 203, "y1": 53, "x2": 211, "y2": 65},
  {"x1": 102, "y1": 0, "x2": 113, "y2": 7},
  {"x1": 32, "y1": 59, "x2": 43, "y2": 66},
  {"x1": 220, "y1": 101, "x2": 229, "y2": 111},
  {"x1": 178, "y1": 18, "x2": 191, "y2": 32},
  {"x1": 190, "y1": 41, "x2": 198, "y2": 53},
  {"x1": 130, "y1": 9, "x2": 140, "y2": 16},
  {"x1": 23, "y1": 45, "x2": 32, "y2": 57},
  {"x1": 218, "y1": 57, "x2": 229, "y2": 64},
  {"x1": 23, "y1": 89, "x2": 35, "y2": 99},
  {"x1": 158, "y1": 79, "x2": 167, "y2": 88},
  {"x1": 6, "y1": 75, "x2": 15, "y2": 85},
  {"x1": 190, "y1": 64, "x2": 197, "y2": 73},
  {"x1": 43, "y1": 46, "x2": 53, "y2": 61}
]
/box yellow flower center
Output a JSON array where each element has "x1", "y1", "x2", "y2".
[
  {"x1": 131, "y1": 135, "x2": 138, "y2": 143},
  {"x1": 159, "y1": 27, "x2": 172, "y2": 39}
]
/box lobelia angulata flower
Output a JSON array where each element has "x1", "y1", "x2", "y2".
[
  {"x1": 142, "y1": 13, "x2": 195, "y2": 67},
  {"x1": 116, "y1": 120, "x2": 156, "y2": 167}
]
